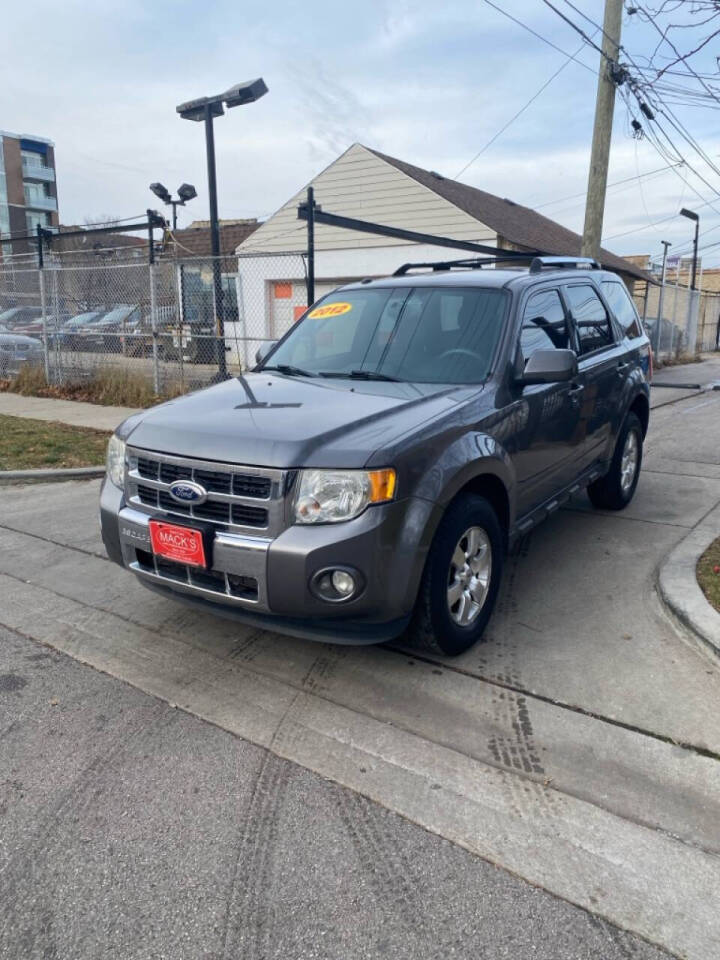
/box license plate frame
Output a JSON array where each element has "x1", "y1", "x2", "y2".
[{"x1": 148, "y1": 519, "x2": 213, "y2": 569}]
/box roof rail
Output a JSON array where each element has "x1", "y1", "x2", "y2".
[
  {"x1": 529, "y1": 256, "x2": 600, "y2": 274},
  {"x1": 393, "y1": 255, "x2": 530, "y2": 277}
]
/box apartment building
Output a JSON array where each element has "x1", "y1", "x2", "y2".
[{"x1": 0, "y1": 130, "x2": 59, "y2": 255}]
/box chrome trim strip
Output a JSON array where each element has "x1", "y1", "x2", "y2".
[{"x1": 129, "y1": 561, "x2": 260, "y2": 606}]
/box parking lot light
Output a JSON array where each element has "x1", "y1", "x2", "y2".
[
  {"x1": 176, "y1": 79, "x2": 268, "y2": 380},
  {"x1": 149, "y1": 182, "x2": 197, "y2": 231}
]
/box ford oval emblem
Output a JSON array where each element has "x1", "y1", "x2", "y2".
[{"x1": 168, "y1": 480, "x2": 207, "y2": 505}]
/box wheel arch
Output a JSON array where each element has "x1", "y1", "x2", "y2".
[{"x1": 628, "y1": 391, "x2": 650, "y2": 437}]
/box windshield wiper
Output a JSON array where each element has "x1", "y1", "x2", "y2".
[
  {"x1": 319, "y1": 369, "x2": 402, "y2": 382},
  {"x1": 261, "y1": 364, "x2": 315, "y2": 377}
]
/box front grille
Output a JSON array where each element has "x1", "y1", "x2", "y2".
[
  {"x1": 127, "y1": 447, "x2": 284, "y2": 535},
  {"x1": 137, "y1": 483, "x2": 268, "y2": 528},
  {"x1": 137, "y1": 456, "x2": 271, "y2": 499},
  {"x1": 135, "y1": 548, "x2": 258, "y2": 601}
]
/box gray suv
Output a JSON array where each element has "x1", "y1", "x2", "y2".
[{"x1": 101, "y1": 257, "x2": 651, "y2": 655}]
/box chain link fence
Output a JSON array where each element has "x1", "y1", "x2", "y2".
[
  {"x1": 0, "y1": 249, "x2": 308, "y2": 394},
  {"x1": 4, "y1": 244, "x2": 718, "y2": 392},
  {"x1": 634, "y1": 280, "x2": 720, "y2": 361}
]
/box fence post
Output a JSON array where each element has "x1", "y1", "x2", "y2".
[
  {"x1": 306, "y1": 186, "x2": 315, "y2": 307},
  {"x1": 51, "y1": 264, "x2": 62, "y2": 384},
  {"x1": 149, "y1": 263, "x2": 160, "y2": 396},
  {"x1": 38, "y1": 267, "x2": 51, "y2": 383}
]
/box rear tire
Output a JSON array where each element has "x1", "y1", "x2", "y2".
[
  {"x1": 587, "y1": 411, "x2": 643, "y2": 511},
  {"x1": 407, "y1": 494, "x2": 504, "y2": 656}
]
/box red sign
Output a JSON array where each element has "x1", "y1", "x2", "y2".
[{"x1": 149, "y1": 520, "x2": 207, "y2": 568}]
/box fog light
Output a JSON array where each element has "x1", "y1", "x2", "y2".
[
  {"x1": 310, "y1": 566, "x2": 363, "y2": 603},
  {"x1": 331, "y1": 570, "x2": 355, "y2": 597}
]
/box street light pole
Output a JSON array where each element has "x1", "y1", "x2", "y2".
[
  {"x1": 177, "y1": 79, "x2": 268, "y2": 380},
  {"x1": 149, "y1": 182, "x2": 197, "y2": 233},
  {"x1": 680, "y1": 207, "x2": 700, "y2": 353},
  {"x1": 654, "y1": 240, "x2": 671, "y2": 356},
  {"x1": 203, "y1": 101, "x2": 227, "y2": 379}
]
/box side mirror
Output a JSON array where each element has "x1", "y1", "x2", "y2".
[
  {"x1": 255, "y1": 340, "x2": 277, "y2": 365},
  {"x1": 518, "y1": 348, "x2": 578, "y2": 385}
]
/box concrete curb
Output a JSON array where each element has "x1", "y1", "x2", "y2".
[
  {"x1": 0, "y1": 466, "x2": 105, "y2": 482},
  {"x1": 658, "y1": 503, "x2": 720, "y2": 655}
]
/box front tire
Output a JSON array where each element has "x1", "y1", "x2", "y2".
[
  {"x1": 407, "y1": 494, "x2": 504, "y2": 656},
  {"x1": 587, "y1": 411, "x2": 643, "y2": 511}
]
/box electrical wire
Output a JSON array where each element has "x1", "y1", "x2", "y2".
[
  {"x1": 530, "y1": 161, "x2": 683, "y2": 209},
  {"x1": 479, "y1": 0, "x2": 596, "y2": 73},
  {"x1": 539, "y1": 0, "x2": 609, "y2": 57},
  {"x1": 454, "y1": 36, "x2": 590, "y2": 178}
]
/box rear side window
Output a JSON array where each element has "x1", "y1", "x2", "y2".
[
  {"x1": 519, "y1": 289, "x2": 569, "y2": 363},
  {"x1": 602, "y1": 280, "x2": 642, "y2": 338},
  {"x1": 565, "y1": 284, "x2": 614, "y2": 355}
]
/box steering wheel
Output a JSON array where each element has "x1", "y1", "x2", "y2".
[{"x1": 437, "y1": 348, "x2": 485, "y2": 364}]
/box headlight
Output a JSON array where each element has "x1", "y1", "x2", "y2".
[
  {"x1": 106, "y1": 435, "x2": 126, "y2": 488},
  {"x1": 294, "y1": 468, "x2": 396, "y2": 524}
]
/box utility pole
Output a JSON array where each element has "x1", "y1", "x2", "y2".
[
  {"x1": 654, "y1": 240, "x2": 671, "y2": 355},
  {"x1": 581, "y1": 0, "x2": 623, "y2": 260}
]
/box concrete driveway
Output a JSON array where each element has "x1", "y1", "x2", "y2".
[{"x1": 1, "y1": 358, "x2": 720, "y2": 959}]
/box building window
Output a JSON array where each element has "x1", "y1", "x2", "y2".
[
  {"x1": 25, "y1": 211, "x2": 51, "y2": 233},
  {"x1": 21, "y1": 150, "x2": 46, "y2": 170},
  {"x1": 24, "y1": 182, "x2": 51, "y2": 206}
]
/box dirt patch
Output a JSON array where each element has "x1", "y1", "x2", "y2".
[{"x1": 697, "y1": 536, "x2": 720, "y2": 613}]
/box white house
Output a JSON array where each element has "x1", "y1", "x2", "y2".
[{"x1": 233, "y1": 143, "x2": 646, "y2": 366}]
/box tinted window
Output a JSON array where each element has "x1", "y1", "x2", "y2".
[
  {"x1": 519, "y1": 289, "x2": 569, "y2": 363},
  {"x1": 602, "y1": 280, "x2": 642, "y2": 338},
  {"x1": 266, "y1": 286, "x2": 509, "y2": 384},
  {"x1": 565, "y1": 284, "x2": 614, "y2": 355}
]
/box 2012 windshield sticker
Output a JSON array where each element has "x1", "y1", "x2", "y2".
[{"x1": 308, "y1": 302, "x2": 353, "y2": 319}]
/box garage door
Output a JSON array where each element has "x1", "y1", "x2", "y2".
[{"x1": 269, "y1": 279, "x2": 351, "y2": 339}]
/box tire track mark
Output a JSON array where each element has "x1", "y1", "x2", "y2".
[
  {"x1": 0, "y1": 704, "x2": 171, "y2": 955},
  {"x1": 220, "y1": 750, "x2": 292, "y2": 960},
  {"x1": 335, "y1": 790, "x2": 428, "y2": 934}
]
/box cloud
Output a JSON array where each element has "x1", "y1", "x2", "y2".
[{"x1": 1, "y1": 0, "x2": 717, "y2": 263}]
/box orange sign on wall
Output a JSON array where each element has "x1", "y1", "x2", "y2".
[
  {"x1": 293, "y1": 306, "x2": 307, "y2": 322},
  {"x1": 274, "y1": 282, "x2": 292, "y2": 299}
]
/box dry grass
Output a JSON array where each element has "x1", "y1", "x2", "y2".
[
  {"x1": 697, "y1": 537, "x2": 720, "y2": 614},
  {"x1": 655, "y1": 353, "x2": 702, "y2": 368},
  {"x1": 0, "y1": 414, "x2": 110, "y2": 470},
  {"x1": 0, "y1": 364, "x2": 184, "y2": 408}
]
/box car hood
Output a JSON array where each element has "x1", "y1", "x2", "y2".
[{"x1": 125, "y1": 372, "x2": 482, "y2": 468}]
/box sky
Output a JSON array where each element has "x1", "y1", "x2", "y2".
[{"x1": 2, "y1": 0, "x2": 719, "y2": 266}]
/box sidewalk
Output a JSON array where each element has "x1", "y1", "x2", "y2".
[{"x1": 0, "y1": 392, "x2": 141, "y2": 432}]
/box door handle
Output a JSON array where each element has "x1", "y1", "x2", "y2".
[
  {"x1": 616, "y1": 360, "x2": 631, "y2": 377},
  {"x1": 568, "y1": 382, "x2": 584, "y2": 407}
]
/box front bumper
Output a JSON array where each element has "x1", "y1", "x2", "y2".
[{"x1": 100, "y1": 478, "x2": 439, "y2": 644}]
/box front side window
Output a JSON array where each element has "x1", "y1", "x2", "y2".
[
  {"x1": 263, "y1": 285, "x2": 509, "y2": 383},
  {"x1": 519, "y1": 288, "x2": 569, "y2": 363},
  {"x1": 602, "y1": 280, "x2": 642, "y2": 338},
  {"x1": 565, "y1": 284, "x2": 614, "y2": 355}
]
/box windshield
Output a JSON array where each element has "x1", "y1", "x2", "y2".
[
  {"x1": 99, "y1": 306, "x2": 137, "y2": 323},
  {"x1": 262, "y1": 286, "x2": 508, "y2": 383},
  {"x1": 65, "y1": 312, "x2": 101, "y2": 327}
]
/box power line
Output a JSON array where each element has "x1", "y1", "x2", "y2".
[
  {"x1": 531, "y1": 161, "x2": 683, "y2": 209},
  {"x1": 454, "y1": 37, "x2": 589, "y2": 178},
  {"x1": 479, "y1": 0, "x2": 596, "y2": 73},
  {"x1": 539, "y1": 0, "x2": 608, "y2": 57}
]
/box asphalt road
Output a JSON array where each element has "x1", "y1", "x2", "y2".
[
  {"x1": 0, "y1": 625, "x2": 666, "y2": 960},
  {"x1": 2, "y1": 357, "x2": 720, "y2": 959}
]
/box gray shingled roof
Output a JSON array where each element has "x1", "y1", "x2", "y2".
[{"x1": 365, "y1": 147, "x2": 648, "y2": 282}]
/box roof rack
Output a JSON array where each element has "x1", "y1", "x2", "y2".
[
  {"x1": 393, "y1": 255, "x2": 531, "y2": 277},
  {"x1": 529, "y1": 256, "x2": 600, "y2": 274}
]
